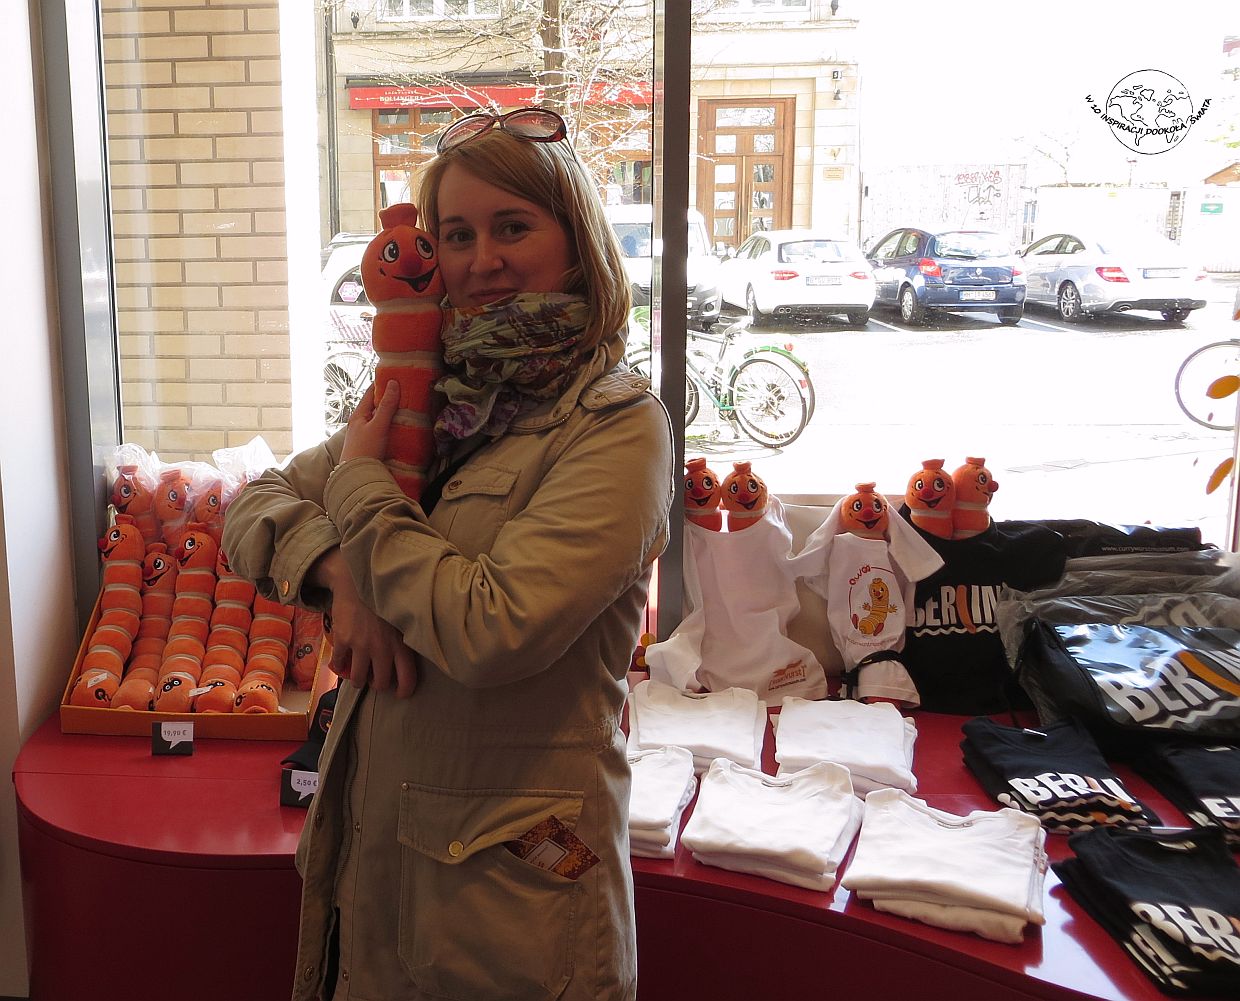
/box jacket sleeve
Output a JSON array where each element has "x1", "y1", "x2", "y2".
[
  {"x1": 220, "y1": 430, "x2": 347, "y2": 607},
  {"x1": 323, "y1": 394, "x2": 674, "y2": 688}
]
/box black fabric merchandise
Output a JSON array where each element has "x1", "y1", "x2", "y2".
[
  {"x1": 1133, "y1": 742, "x2": 1240, "y2": 848},
  {"x1": 1023, "y1": 519, "x2": 1204, "y2": 558},
  {"x1": 898, "y1": 515, "x2": 1068, "y2": 714},
  {"x1": 1053, "y1": 826, "x2": 1240, "y2": 996},
  {"x1": 961, "y1": 717, "x2": 1160, "y2": 832},
  {"x1": 1016, "y1": 622, "x2": 1240, "y2": 756}
]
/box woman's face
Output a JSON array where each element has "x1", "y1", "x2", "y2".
[{"x1": 435, "y1": 163, "x2": 574, "y2": 309}]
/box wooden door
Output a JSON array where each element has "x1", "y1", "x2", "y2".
[{"x1": 697, "y1": 98, "x2": 794, "y2": 251}]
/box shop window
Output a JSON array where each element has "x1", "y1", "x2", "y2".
[{"x1": 377, "y1": 0, "x2": 500, "y2": 21}]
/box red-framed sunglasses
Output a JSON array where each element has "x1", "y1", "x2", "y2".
[{"x1": 435, "y1": 106, "x2": 569, "y2": 156}]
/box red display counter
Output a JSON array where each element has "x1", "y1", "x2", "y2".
[{"x1": 13, "y1": 710, "x2": 1228, "y2": 1001}]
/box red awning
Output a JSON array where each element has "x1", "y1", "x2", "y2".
[{"x1": 349, "y1": 81, "x2": 652, "y2": 110}]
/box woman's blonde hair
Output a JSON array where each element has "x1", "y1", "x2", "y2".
[{"x1": 417, "y1": 127, "x2": 631, "y2": 349}]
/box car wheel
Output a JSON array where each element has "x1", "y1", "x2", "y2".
[
  {"x1": 746, "y1": 286, "x2": 768, "y2": 327},
  {"x1": 1161, "y1": 308, "x2": 1191, "y2": 323},
  {"x1": 998, "y1": 306, "x2": 1023, "y2": 326},
  {"x1": 846, "y1": 310, "x2": 869, "y2": 328},
  {"x1": 899, "y1": 286, "x2": 924, "y2": 325},
  {"x1": 1057, "y1": 282, "x2": 1082, "y2": 323}
]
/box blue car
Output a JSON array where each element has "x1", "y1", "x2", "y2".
[{"x1": 866, "y1": 227, "x2": 1026, "y2": 326}]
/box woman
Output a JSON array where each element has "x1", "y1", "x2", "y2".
[{"x1": 223, "y1": 108, "x2": 674, "y2": 1001}]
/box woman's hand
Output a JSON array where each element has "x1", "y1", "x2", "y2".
[
  {"x1": 312, "y1": 548, "x2": 418, "y2": 698},
  {"x1": 341, "y1": 380, "x2": 399, "y2": 463}
]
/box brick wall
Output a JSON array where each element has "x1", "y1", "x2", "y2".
[{"x1": 102, "y1": 0, "x2": 293, "y2": 459}]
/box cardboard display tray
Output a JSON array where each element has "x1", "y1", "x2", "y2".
[{"x1": 60, "y1": 593, "x2": 334, "y2": 741}]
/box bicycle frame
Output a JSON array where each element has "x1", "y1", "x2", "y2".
[{"x1": 670, "y1": 322, "x2": 810, "y2": 416}]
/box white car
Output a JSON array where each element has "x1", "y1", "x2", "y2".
[
  {"x1": 605, "y1": 204, "x2": 723, "y2": 331},
  {"x1": 1020, "y1": 231, "x2": 1208, "y2": 323},
  {"x1": 718, "y1": 230, "x2": 876, "y2": 327}
]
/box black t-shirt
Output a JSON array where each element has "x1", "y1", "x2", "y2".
[
  {"x1": 1054, "y1": 826, "x2": 1240, "y2": 996},
  {"x1": 1134, "y1": 742, "x2": 1240, "y2": 848},
  {"x1": 898, "y1": 516, "x2": 1067, "y2": 715}
]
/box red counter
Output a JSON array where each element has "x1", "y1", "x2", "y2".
[{"x1": 13, "y1": 710, "x2": 1226, "y2": 1001}]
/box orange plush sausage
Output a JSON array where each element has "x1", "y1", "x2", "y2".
[
  {"x1": 112, "y1": 465, "x2": 161, "y2": 549},
  {"x1": 721, "y1": 461, "x2": 768, "y2": 532},
  {"x1": 905, "y1": 458, "x2": 955, "y2": 540},
  {"x1": 361, "y1": 202, "x2": 445, "y2": 501},
  {"x1": 154, "y1": 467, "x2": 191, "y2": 550},
  {"x1": 113, "y1": 542, "x2": 179, "y2": 711},
  {"x1": 235, "y1": 594, "x2": 294, "y2": 714},
  {"x1": 683, "y1": 457, "x2": 723, "y2": 531},
  {"x1": 290, "y1": 606, "x2": 325, "y2": 691},
  {"x1": 70, "y1": 516, "x2": 146, "y2": 707},
  {"x1": 190, "y1": 476, "x2": 227, "y2": 547},
  {"x1": 194, "y1": 549, "x2": 256, "y2": 713},
  {"x1": 951, "y1": 456, "x2": 998, "y2": 540},
  {"x1": 153, "y1": 526, "x2": 218, "y2": 713}
]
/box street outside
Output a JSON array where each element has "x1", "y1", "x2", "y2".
[{"x1": 672, "y1": 277, "x2": 1240, "y2": 547}]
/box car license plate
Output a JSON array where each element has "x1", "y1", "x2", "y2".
[
  {"x1": 1143, "y1": 268, "x2": 1180, "y2": 279},
  {"x1": 806, "y1": 275, "x2": 841, "y2": 286},
  {"x1": 959, "y1": 289, "x2": 995, "y2": 301}
]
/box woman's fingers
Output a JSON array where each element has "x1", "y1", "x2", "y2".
[{"x1": 341, "y1": 380, "x2": 399, "y2": 463}]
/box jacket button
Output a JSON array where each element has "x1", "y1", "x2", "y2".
[
  {"x1": 314, "y1": 810, "x2": 323, "y2": 828},
  {"x1": 448, "y1": 840, "x2": 464, "y2": 857},
  {"x1": 447, "y1": 479, "x2": 462, "y2": 491},
  {"x1": 302, "y1": 965, "x2": 315, "y2": 981},
  {"x1": 401, "y1": 782, "x2": 409, "y2": 790},
  {"x1": 281, "y1": 580, "x2": 290, "y2": 596}
]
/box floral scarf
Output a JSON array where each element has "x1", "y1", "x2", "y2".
[{"x1": 433, "y1": 292, "x2": 591, "y2": 451}]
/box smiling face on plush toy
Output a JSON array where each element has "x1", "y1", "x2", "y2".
[
  {"x1": 721, "y1": 461, "x2": 767, "y2": 514},
  {"x1": 113, "y1": 466, "x2": 152, "y2": 514},
  {"x1": 953, "y1": 456, "x2": 998, "y2": 505},
  {"x1": 839, "y1": 482, "x2": 890, "y2": 538},
  {"x1": 684, "y1": 457, "x2": 722, "y2": 511},
  {"x1": 868, "y1": 577, "x2": 890, "y2": 607},
  {"x1": 98, "y1": 518, "x2": 146, "y2": 562},
  {"x1": 360, "y1": 203, "x2": 445, "y2": 304},
  {"x1": 906, "y1": 459, "x2": 954, "y2": 511},
  {"x1": 175, "y1": 526, "x2": 219, "y2": 570},
  {"x1": 142, "y1": 548, "x2": 176, "y2": 589}
]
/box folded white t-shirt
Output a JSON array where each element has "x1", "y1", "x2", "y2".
[
  {"x1": 773, "y1": 697, "x2": 917, "y2": 794},
  {"x1": 628, "y1": 745, "x2": 697, "y2": 858},
  {"x1": 681, "y1": 759, "x2": 861, "y2": 890},
  {"x1": 628, "y1": 679, "x2": 766, "y2": 771},
  {"x1": 842, "y1": 788, "x2": 1047, "y2": 937}
]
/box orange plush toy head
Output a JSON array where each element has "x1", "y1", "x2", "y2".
[
  {"x1": 905, "y1": 458, "x2": 955, "y2": 540},
  {"x1": 838, "y1": 482, "x2": 890, "y2": 540},
  {"x1": 155, "y1": 468, "x2": 191, "y2": 547},
  {"x1": 360, "y1": 203, "x2": 445, "y2": 305},
  {"x1": 683, "y1": 457, "x2": 723, "y2": 531},
  {"x1": 952, "y1": 456, "x2": 999, "y2": 540},
  {"x1": 721, "y1": 461, "x2": 768, "y2": 531}
]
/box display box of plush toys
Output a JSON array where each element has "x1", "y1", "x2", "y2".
[{"x1": 59, "y1": 439, "x2": 337, "y2": 741}]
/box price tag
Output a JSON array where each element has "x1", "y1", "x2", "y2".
[
  {"x1": 152, "y1": 721, "x2": 194, "y2": 756},
  {"x1": 280, "y1": 768, "x2": 319, "y2": 808}
]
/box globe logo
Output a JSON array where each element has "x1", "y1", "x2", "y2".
[{"x1": 1104, "y1": 70, "x2": 1194, "y2": 154}]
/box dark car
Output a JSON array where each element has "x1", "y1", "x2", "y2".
[{"x1": 866, "y1": 227, "x2": 1026, "y2": 326}]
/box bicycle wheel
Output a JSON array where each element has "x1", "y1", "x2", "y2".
[
  {"x1": 729, "y1": 355, "x2": 811, "y2": 447},
  {"x1": 1175, "y1": 340, "x2": 1240, "y2": 432},
  {"x1": 324, "y1": 350, "x2": 374, "y2": 430},
  {"x1": 626, "y1": 350, "x2": 700, "y2": 426}
]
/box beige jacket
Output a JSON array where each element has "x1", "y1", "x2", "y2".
[{"x1": 223, "y1": 333, "x2": 673, "y2": 1001}]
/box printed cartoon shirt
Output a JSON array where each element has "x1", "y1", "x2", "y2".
[{"x1": 898, "y1": 515, "x2": 1067, "y2": 715}]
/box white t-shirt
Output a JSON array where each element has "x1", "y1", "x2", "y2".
[
  {"x1": 627, "y1": 679, "x2": 766, "y2": 771},
  {"x1": 645, "y1": 497, "x2": 828, "y2": 701},
  {"x1": 773, "y1": 697, "x2": 917, "y2": 794},
  {"x1": 680, "y1": 758, "x2": 861, "y2": 891},
  {"x1": 628, "y1": 745, "x2": 697, "y2": 859}
]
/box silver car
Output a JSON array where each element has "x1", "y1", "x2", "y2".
[{"x1": 1021, "y1": 231, "x2": 1207, "y2": 323}]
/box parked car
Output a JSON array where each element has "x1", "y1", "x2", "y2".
[
  {"x1": 1020, "y1": 231, "x2": 1208, "y2": 323},
  {"x1": 717, "y1": 230, "x2": 876, "y2": 327},
  {"x1": 866, "y1": 227, "x2": 1026, "y2": 326},
  {"x1": 322, "y1": 240, "x2": 372, "y2": 350},
  {"x1": 605, "y1": 204, "x2": 723, "y2": 331}
]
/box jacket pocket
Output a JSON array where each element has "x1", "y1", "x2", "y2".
[
  {"x1": 397, "y1": 781, "x2": 585, "y2": 1001},
  {"x1": 433, "y1": 463, "x2": 520, "y2": 556}
]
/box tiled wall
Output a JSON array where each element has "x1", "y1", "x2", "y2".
[{"x1": 102, "y1": 0, "x2": 292, "y2": 459}]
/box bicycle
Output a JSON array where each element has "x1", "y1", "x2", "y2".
[
  {"x1": 323, "y1": 343, "x2": 376, "y2": 431},
  {"x1": 625, "y1": 310, "x2": 816, "y2": 447},
  {"x1": 1174, "y1": 339, "x2": 1240, "y2": 432}
]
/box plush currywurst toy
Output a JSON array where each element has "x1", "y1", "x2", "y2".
[
  {"x1": 360, "y1": 202, "x2": 446, "y2": 501},
  {"x1": 70, "y1": 516, "x2": 146, "y2": 707},
  {"x1": 236, "y1": 594, "x2": 294, "y2": 713},
  {"x1": 112, "y1": 542, "x2": 179, "y2": 711},
  {"x1": 952, "y1": 456, "x2": 999, "y2": 540},
  {"x1": 904, "y1": 458, "x2": 955, "y2": 541},
  {"x1": 791, "y1": 482, "x2": 944, "y2": 707},
  {"x1": 194, "y1": 549, "x2": 256, "y2": 713},
  {"x1": 721, "y1": 461, "x2": 768, "y2": 532},
  {"x1": 112, "y1": 464, "x2": 161, "y2": 549},
  {"x1": 154, "y1": 526, "x2": 219, "y2": 713},
  {"x1": 683, "y1": 457, "x2": 723, "y2": 531}
]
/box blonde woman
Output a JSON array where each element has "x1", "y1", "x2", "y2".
[{"x1": 224, "y1": 108, "x2": 674, "y2": 1001}]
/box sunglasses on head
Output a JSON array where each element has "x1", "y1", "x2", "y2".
[{"x1": 435, "y1": 106, "x2": 569, "y2": 156}]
